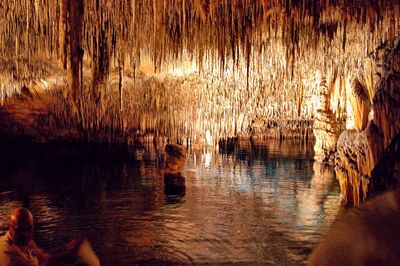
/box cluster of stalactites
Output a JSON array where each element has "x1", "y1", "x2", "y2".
[
  {"x1": 1, "y1": 0, "x2": 399, "y2": 81},
  {"x1": 335, "y1": 36, "x2": 400, "y2": 206},
  {"x1": 0, "y1": 0, "x2": 399, "y2": 143}
]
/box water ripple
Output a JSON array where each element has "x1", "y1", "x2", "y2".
[{"x1": 0, "y1": 142, "x2": 341, "y2": 265}]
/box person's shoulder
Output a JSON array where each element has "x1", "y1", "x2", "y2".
[
  {"x1": 0, "y1": 235, "x2": 11, "y2": 266},
  {"x1": 0, "y1": 232, "x2": 11, "y2": 251}
]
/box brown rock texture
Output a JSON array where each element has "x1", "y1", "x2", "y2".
[
  {"x1": 0, "y1": 79, "x2": 81, "y2": 142},
  {"x1": 313, "y1": 111, "x2": 341, "y2": 164},
  {"x1": 335, "y1": 36, "x2": 400, "y2": 206},
  {"x1": 313, "y1": 77, "x2": 341, "y2": 164},
  {"x1": 162, "y1": 144, "x2": 187, "y2": 175},
  {"x1": 335, "y1": 130, "x2": 374, "y2": 206},
  {"x1": 368, "y1": 132, "x2": 400, "y2": 198}
]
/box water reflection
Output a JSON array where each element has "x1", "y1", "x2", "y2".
[
  {"x1": 164, "y1": 174, "x2": 186, "y2": 204},
  {"x1": 0, "y1": 141, "x2": 341, "y2": 265},
  {"x1": 293, "y1": 162, "x2": 337, "y2": 237},
  {"x1": 204, "y1": 151, "x2": 212, "y2": 168}
]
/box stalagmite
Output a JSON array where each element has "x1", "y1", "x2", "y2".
[
  {"x1": 0, "y1": 1, "x2": 399, "y2": 148},
  {"x1": 313, "y1": 71, "x2": 341, "y2": 164},
  {"x1": 67, "y1": 0, "x2": 84, "y2": 104},
  {"x1": 163, "y1": 144, "x2": 187, "y2": 175},
  {"x1": 335, "y1": 36, "x2": 400, "y2": 206}
]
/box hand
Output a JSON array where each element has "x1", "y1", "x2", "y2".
[
  {"x1": 66, "y1": 236, "x2": 86, "y2": 258},
  {"x1": 41, "y1": 237, "x2": 86, "y2": 266}
]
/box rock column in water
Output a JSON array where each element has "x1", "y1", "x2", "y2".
[
  {"x1": 163, "y1": 144, "x2": 187, "y2": 175},
  {"x1": 313, "y1": 73, "x2": 341, "y2": 164}
]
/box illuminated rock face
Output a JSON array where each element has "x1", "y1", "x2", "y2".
[
  {"x1": 0, "y1": 79, "x2": 81, "y2": 142},
  {"x1": 163, "y1": 144, "x2": 187, "y2": 175},
  {"x1": 313, "y1": 111, "x2": 340, "y2": 164},
  {"x1": 335, "y1": 130, "x2": 373, "y2": 206},
  {"x1": 335, "y1": 36, "x2": 400, "y2": 206},
  {"x1": 313, "y1": 77, "x2": 341, "y2": 164}
]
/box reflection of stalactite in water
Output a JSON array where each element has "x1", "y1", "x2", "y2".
[
  {"x1": 294, "y1": 162, "x2": 336, "y2": 227},
  {"x1": 311, "y1": 162, "x2": 335, "y2": 194}
]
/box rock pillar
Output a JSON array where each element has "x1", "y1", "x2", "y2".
[
  {"x1": 313, "y1": 76, "x2": 341, "y2": 164},
  {"x1": 335, "y1": 36, "x2": 400, "y2": 206},
  {"x1": 163, "y1": 144, "x2": 187, "y2": 175}
]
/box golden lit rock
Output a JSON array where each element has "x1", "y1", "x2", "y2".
[
  {"x1": 313, "y1": 75, "x2": 341, "y2": 164},
  {"x1": 0, "y1": 2, "x2": 399, "y2": 202},
  {"x1": 335, "y1": 130, "x2": 374, "y2": 206},
  {"x1": 348, "y1": 77, "x2": 371, "y2": 131},
  {"x1": 335, "y1": 36, "x2": 400, "y2": 206},
  {"x1": 163, "y1": 144, "x2": 187, "y2": 175}
]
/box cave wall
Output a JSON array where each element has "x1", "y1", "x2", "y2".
[
  {"x1": 0, "y1": 69, "x2": 316, "y2": 143},
  {"x1": 335, "y1": 36, "x2": 400, "y2": 206},
  {"x1": 0, "y1": 1, "x2": 399, "y2": 145}
]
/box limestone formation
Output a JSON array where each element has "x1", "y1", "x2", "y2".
[
  {"x1": 0, "y1": 78, "x2": 81, "y2": 142},
  {"x1": 335, "y1": 36, "x2": 400, "y2": 206},
  {"x1": 313, "y1": 111, "x2": 341, "y2": 164},
  {"x1": 1, "y1": 1, "x2": 399, "y2": 144},
  {"x1": 348, "y1": 77, "x2": 371, "y2": 131},
  {"x1": 313, "y1": 76, "x2": 341, "y2": 164},
  {"x1": 335, "y1": 130, "x2": 374, "y2": 206},
  {"x1": 162, "y1": 144, "x2": 187, "y2": 175},
  {"x1": 250, "y1": 118, "x2": 313, "y2": 140}
]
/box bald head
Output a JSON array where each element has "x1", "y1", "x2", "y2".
[
  {"x1": 8, "y1": 208, "x2": 34, "y2": 246},
  {"x1": 10, "y1": 208, "x2": 33, "y2": 225}
]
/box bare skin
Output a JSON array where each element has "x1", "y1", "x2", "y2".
[
  {"x1": 8, "y1": 208, "x2": 34, "y2": 247},
  {"x1": 7, "y1": 207, "x2": 84, "y2": 266}
]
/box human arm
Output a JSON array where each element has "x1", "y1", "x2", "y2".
[{"x1": 37, "y1": 237, "x2": 85, "y2": 266}]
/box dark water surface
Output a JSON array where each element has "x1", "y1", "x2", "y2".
[{"x1": 0, "y1": 140, "x2": 341, "y2": 265}]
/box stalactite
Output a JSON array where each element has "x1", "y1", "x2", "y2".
[
  {"x1": 59, "y1": 0, "x2": 68, "y2": 69},
  {"x1": 67, "y1": 0, "x2": 84, "y2": 104},
  {"x1": 1, "y1": 0, "x2": 400, "y2": 143},
  {"x1": 117, "y1": 55, "x2": 124, "y2": 136}
]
